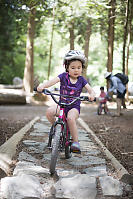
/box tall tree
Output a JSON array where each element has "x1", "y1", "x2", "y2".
[
  {"x1": 47, "y1": 5, "x2": 56, "y2": 80},
  {"x1": 69, "y1": 20, "x2": 75, "y2": 50},
  {"x1": 125, "y1": 0, "x2": 133, "y2": 75},
  {"x1": 125, "y1": 0, "x2": 133, "y2": 98},
  {"x1": 23, "y1": 6, "x2": 36, "y2": 93},
  {"x1": 83, "y1": 18, "x2": 92, "y2": 79},
  {"x1": 23, "y1": 0, "x2": 51, "y2": 92},
  {"x1": 122, "y1": 0, "x2": 130, "y2": 74},
  {"x1": 0, "y1": 1, "x2": 27, "y2": 84},
  {"x1": 107, "y1": 0, "x2": 116, "y2": 73}
]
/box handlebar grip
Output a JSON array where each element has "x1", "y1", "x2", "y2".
[
  {"x1": 33, "y1": 88, "x2": 49, "y2": 94},
  {"x1": 80, "y1": 96, "x2": 96, "y2": 102},
  {"x1": 84, "y1": 96, "x2": 90, "y2": 101}
]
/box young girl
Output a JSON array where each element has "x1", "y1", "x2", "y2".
[{"x1": 37, "y1": 50, "x2": 95, "y2": 153}]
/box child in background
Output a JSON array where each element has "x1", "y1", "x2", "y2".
[
  {"x1": 37, "y1": 50, "x2": 95, "y2": 153},
  {"x1": 98, "y1": 86, "x2": 109, "y2": 115}
]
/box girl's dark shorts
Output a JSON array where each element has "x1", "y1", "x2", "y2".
[{"x1": 64, "y1": 105, "x2": 80, "y2": 117}]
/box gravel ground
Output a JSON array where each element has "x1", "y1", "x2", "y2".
[{"x1": 0, "y1": 102, "x2": 133, "y2": 175}]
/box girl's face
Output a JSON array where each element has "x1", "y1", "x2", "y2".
[{"x1": 67, "y1": 60, "x2": 82, "y2": 79}]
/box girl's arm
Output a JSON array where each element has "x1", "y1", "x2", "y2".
[
  {"x1": 84, "y1": 83, "x2": 95, "y2": 101},
  {"x1": 37, "y1": 77, "x2": 60, "y2": 92}
]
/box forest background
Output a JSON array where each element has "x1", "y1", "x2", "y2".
[{"x1": 0, "y1": 0, "x2": 133, "y2": 95}]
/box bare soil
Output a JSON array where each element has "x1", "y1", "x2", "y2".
[
  {"x1": 0, "y1": 102, "x2": 133, "y2": 175},
  {"x1": 80, "y1": 102, "x2": 133, "y2": 175}
]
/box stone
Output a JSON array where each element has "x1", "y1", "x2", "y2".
[
  {"x1": 30, "y1": 131, "x2": 48, "y2": 137},
  {"x1": 57, "y1": 169, "x2": 80, "y2": 177},
  {"x1": 78, "y1": 134, "x2": 91, "y2": 142},
  {"x1": 13, "y1": 161, "x2": 49, "y2": 177},
  {"x1": 13, "y1": 77, "x2": 23, "y2": 86},
  {"x1": 83, "y1": 165, "x2": 107, "y2": 177},
  {"x1": 99, "y1": 176, "x2": 123, "y2": 196},
  {"x1": 120, "y1": 174, "x2": 133, "y2": 185},
  {"x1": 68, "y1": 155, "x2": 105, "y2": 166},
  {"x1": 40, "y1": 116, "x2": 49, "y2": 122},
  {"x1": 34, "y1": 123, "x2": 50, "y2": 133},
  {"x1": 1, "y1": 174, "x2": 44, "y2": 199},
  {"x1": 18, "y1": 151, "x2": 38, "y2": 163},
  {"x1": 54, "y1": 174, "x2": 97, "y2": 199},
  {"x1": 23, "y1": 140, "x2": 41, "y2": 146},
  {"x1": 84, "y1": 149, "x2": 101, "y2": 156}
]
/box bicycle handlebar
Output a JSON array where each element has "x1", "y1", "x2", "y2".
[{"x1": 34, "y1": 88, "x2": 96, "y2": 107}]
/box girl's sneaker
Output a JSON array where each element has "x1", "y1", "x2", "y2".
[{"x1": 71, "y1": 142, "x2": 81, "y2": 154}]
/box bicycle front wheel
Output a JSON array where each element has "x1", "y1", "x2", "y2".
[
  {"x1": 65, "y1": 130, "x2": 71, "y2": 159},
  {"x1": 97, "y1": 105, "x2": 102, "y2": 115},
  {"x1": 49, "y1": 124, "x2": 61, "y2": 175}
]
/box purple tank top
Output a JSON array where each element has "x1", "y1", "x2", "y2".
[{"x1": 58, "y1": 72, "x2": 88, "y2": 107}]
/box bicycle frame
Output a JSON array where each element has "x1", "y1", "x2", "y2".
[
  {"x1": 59, "y1": 106, "x2": 69, "y2": 132},
  {"x1": 53, "y1": 105, "x2": 71, "y2": 151}
]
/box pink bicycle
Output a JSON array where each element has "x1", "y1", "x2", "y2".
[{"x1": 36, "y1": 88, "x2": 94, "y2": 175}]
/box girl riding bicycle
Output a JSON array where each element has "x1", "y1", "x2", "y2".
[
  {"x1": 37, "y1": 50, "x2": 95, "y2": 153},
  {"x1": 97, "y1": 86, "x2": 109, "y2": 115}
]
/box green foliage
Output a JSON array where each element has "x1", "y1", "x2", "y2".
[
  {"x1": 34, "y1": 19, "x2": 65, "y2": 82},
  {"x1": 0, "y1": 0, "x2": 133, "y2": 86},
  {"x1": 0, "y1": 0, "x2": 52, "y2": 84},
  {"x1": 0, "y1": 0, "x2": 27, "y2": 84}
]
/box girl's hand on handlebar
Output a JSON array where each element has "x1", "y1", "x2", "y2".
[
  {"x1": 37, "y1": 83, "x2": 45, "y2": 92},
  {"x1": 88, "y1": 94, "x2": 95, "y2": 101}
]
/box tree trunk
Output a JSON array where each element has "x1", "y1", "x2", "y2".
[
  {"x1": 83, "y1": 18, "x2": 92, "y2": 79},
  {"x1": 69, "y1": 21, "x2": 74, "y2": 50},
  {"x1": 107, "y1": 0, "x2": 116, "y2": 73},
  {"x1": 122, "y1": 0, "x2": 130, "y2": 74},
  {"x1": 23, "y1": 7, "x2": 36, "y2": 93},
  {"x1": 47, "y1": 6, "x2": 55, "y2": 80},
  {"x1": 125, "y1": 0, "x2": 133, "y2": 99},
  {"x1": 107, "y1": 0, "x2": 116, "y2": 89}
]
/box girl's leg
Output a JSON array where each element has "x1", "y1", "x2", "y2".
[
  {"x1": 67, "y1": 108, "x2": 79, "y2": 143},
  {"x1": 46, "y1": 105, "x2": 60, "y2": 124}
]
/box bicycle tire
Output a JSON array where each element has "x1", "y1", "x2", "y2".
[
  {"x1": 97, "y1": 106, "x2": 101, "y2": 115},
  {"x1": 47, "y1": 125, "x2": 55, "y2": 149},
  {"x1": 49, "y1": 124, "x2": 61, "y2": 175},
  {"x1": 65, "y1": 129, "x2": 71, "y2": 159}
]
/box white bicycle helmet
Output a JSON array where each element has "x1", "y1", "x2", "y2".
[{"x1": 63, "y1": 50, "x2": 86, "y2": 66}]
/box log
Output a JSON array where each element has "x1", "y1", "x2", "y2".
[
  {"x1": 0, "y1": 89, "x2": 26, "y2": 104},
  {"x1": 0, "y1": 84, "x2": 23, "y2": 89}
]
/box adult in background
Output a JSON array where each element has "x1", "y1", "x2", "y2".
[{"x1": 104, "y1": 72, "x2": 126, "y2": 117}]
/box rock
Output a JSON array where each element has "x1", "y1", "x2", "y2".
[
  {"x1": 13, "y1": 77, "x2": 23, "y2": 86},
  {"x1": 0, "y1": 174, "x2": 44, "y2": 199},
  {"x1": 120, "y1": 174, "x2": 133, "y2": 185},
  {"x1": 99, "y1": 176, "x2": 123, "y2": 196},
  {"x1": 54, "y1": 174, "x2": 97, "y2": 199}
]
